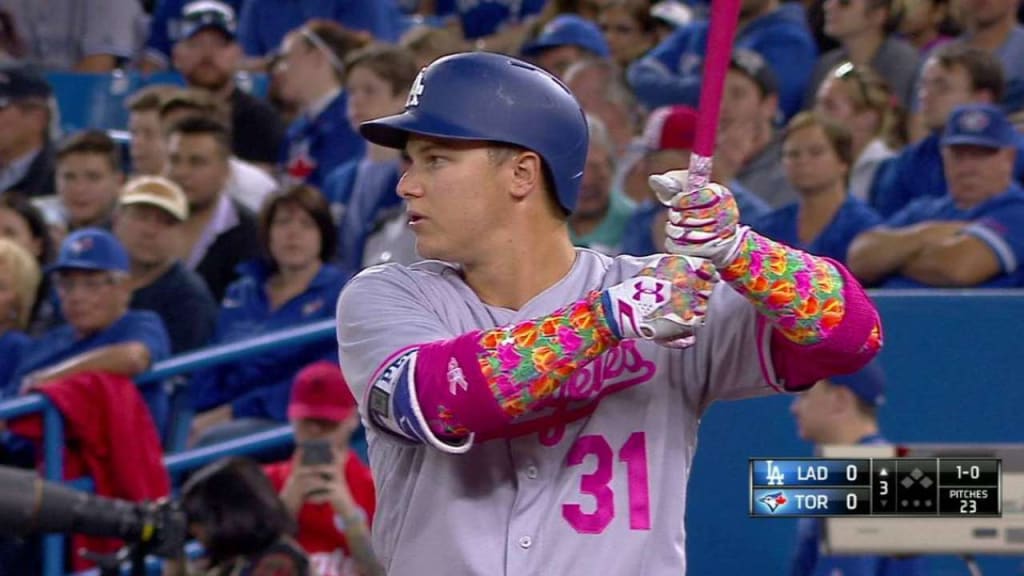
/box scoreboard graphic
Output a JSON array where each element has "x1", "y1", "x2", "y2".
[{"x1": 749, "y1": 458, "x2": 1001, "y2": 517}]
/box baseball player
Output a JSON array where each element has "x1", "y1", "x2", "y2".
[{"x1": 336, "y1": 52, "x2": 882, "y2": 575}]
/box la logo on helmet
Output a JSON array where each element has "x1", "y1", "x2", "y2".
[{"x1": 407, "y1": 69, "x2": 426, "y2": 108}]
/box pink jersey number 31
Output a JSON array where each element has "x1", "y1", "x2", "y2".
[{"x1": 562, "y1": 432, "x2": 651, "y2": 534}]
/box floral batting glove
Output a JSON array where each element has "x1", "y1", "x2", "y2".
[
  {"x1": 601, "y1": 255, "x2": 719, "y2": 349},
  {"x1": 649, "y1": 169, "x2": 750, "y2": 268}
]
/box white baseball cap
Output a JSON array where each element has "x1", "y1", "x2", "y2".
[{"x1": 119, "y1": 176, "x2": 189, "y2": 221}]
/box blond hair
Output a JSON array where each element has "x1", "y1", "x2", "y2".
[{"x1": 0, "y1": 238, "x2": 41, "y2": 331}]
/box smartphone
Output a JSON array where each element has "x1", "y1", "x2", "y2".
[{"x1": 299, "y1": 439, "x2": 334, "y2": 467}]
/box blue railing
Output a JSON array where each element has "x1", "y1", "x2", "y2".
[{"x1": 0, "y1": 318, "x2": 334, "y2": 576}]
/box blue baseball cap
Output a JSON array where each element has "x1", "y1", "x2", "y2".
[
  {"x1": 0, "y1": 64, "x2": 52, "y2": 108},
  {"x1": 48, "y1": 228, "x2": 130, "y2": 275},
  {"x1": 941, "y1": 104, "x2": 1016, "y2": 149},
  {"x1": 828, "y1": 360, "x2": 886, "y2": 408},
  {"x1": 522, "y1": 15, "x2": 610, "y2": 58}
]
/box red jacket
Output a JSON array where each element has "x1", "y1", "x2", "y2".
[
  {"x1": 264, "y1": 453, "x2": 376, "y2": 576},
  {"x1": 9, "y1": 372, "x2": 170, "y2": 570}
]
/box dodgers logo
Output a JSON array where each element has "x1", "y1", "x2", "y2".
[
  {"x1": 407, "y1": 70, "x2": 426, "y2": 108},
  {"x1": 765, "y1": 459, "x2": 785, "y2": 486},
  {"x1": 758, "y1": 491, "x2": 788, "y2": 513}
]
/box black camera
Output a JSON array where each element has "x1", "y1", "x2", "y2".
[{"x1": 0, "y1": 466, "x2": 188, "y2": 573}]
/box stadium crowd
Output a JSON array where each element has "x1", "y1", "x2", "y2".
[{"x1": 0, "y1": 0, "x2": 1022, "y2": 574}]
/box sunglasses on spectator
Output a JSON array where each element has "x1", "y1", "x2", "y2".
[
  {"x1": 182, "y1": 5, "x2": 234, "y2": 34},
  {"x1": 833, "y1": 61, "x2": 871, "y2": 105},
  {"x1": 53, "y1": 273, "x2": 119, "y2": 294}
]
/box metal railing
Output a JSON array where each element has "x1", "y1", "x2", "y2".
[{"x1": 0, "y1": 319, "x2": 334, "y2": 576}]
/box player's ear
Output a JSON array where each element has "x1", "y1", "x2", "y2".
[{"x1": 507, "y1": 150, "x2": 544, "y2": 202}]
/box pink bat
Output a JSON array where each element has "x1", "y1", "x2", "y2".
[{"x1": 686, "y1": 0, "x2": 743, "y2": 194}]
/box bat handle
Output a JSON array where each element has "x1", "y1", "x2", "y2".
[{"x1": 685, "y1": 152, "x2": 713, "y2": 195}]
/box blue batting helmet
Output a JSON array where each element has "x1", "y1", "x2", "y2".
[{"x1": 359, "y1": 51, "x2": 589, "y2": 213}]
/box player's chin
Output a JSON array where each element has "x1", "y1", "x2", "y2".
[{"x1": 414, "y1": 237, "x2": 447, "y2": 261}]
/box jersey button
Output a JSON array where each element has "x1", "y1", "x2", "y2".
[
  {"x1": 518, "y1": 536, "x2": 532, "y2": 549},
  {"x1": 526, "y1": 466, "x2": 538, "y2": 479}
]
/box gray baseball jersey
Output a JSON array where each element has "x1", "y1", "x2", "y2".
[{"x1": 336, "y1": 248, "x2": 782, "y2": 575}]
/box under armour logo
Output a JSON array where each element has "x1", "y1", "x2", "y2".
[
  {"x1": 407, "y1": 69, "x2": 426, "y2": 108},
  {"x1": 631, "y1": 278, "x2": 666, "y2": 305}
]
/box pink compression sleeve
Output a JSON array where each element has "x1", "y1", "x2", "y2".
[
  {"x1": 413, "y1": 290, "x2": 619, "y2": 439},
  {"x1": 720, "y1": 231, "x2": 883, "y2": 389}
]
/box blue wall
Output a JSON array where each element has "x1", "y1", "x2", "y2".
[{"x1": 686, "y1": 292, "x2": 1024, "y2": 575}]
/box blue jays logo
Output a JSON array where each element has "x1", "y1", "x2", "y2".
[
  {"x1": 678, "y1": 53, "x2": 703, "y2": 76},
  {"x1": 758, "y1": 491, "x2": 788, "y2": 513},
  {"x1": 286, "y1": 141, "x2": 317, "y2": 182},
  {"x1": 69, "y1": 235, "x2": 94, "y2": 255},
  {"x1": 959, "y1": 110, "x2": 990, "y2": 133},
  {"x1": 302, "y1": 298, "x2": 324, "y2": 317}
]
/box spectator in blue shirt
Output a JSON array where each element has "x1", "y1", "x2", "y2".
[
  {"x1": 789, "y1": 360, "x2": 926, "y2": 576},
  {"x1": 238, "y1": 0, "x2": 403, "y2": 59},
  {"x1": 626, "y1": 0, "x2": 817, "y2": 120},
  {"x1": 276, "y1": 20, "x2": 370, "y2": 190},
  {"x1": 0, "y1": 239, "x2": 39, "y2": 395},
  {"x1": 521, "y1": 14, "x2": 611, "y2": 79},
  {"x1": 849, "y1": 104, "x2": 1024, "y2": 287},
  {"x1": 754, "y1": 112, "x2": 882, "y2": 263},
  {"x1": 191, "y1": 184, "x2": 348, "y2": 442},
  {"x1": 9, "y1": 228, "x2": 171, "y2": 423},
  {"x1": 324, "y1": 45, "x2": 419, "y2": 273},
  {"x1": 869, "y1": 44, "x2": 1024, "y2": 217}
]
